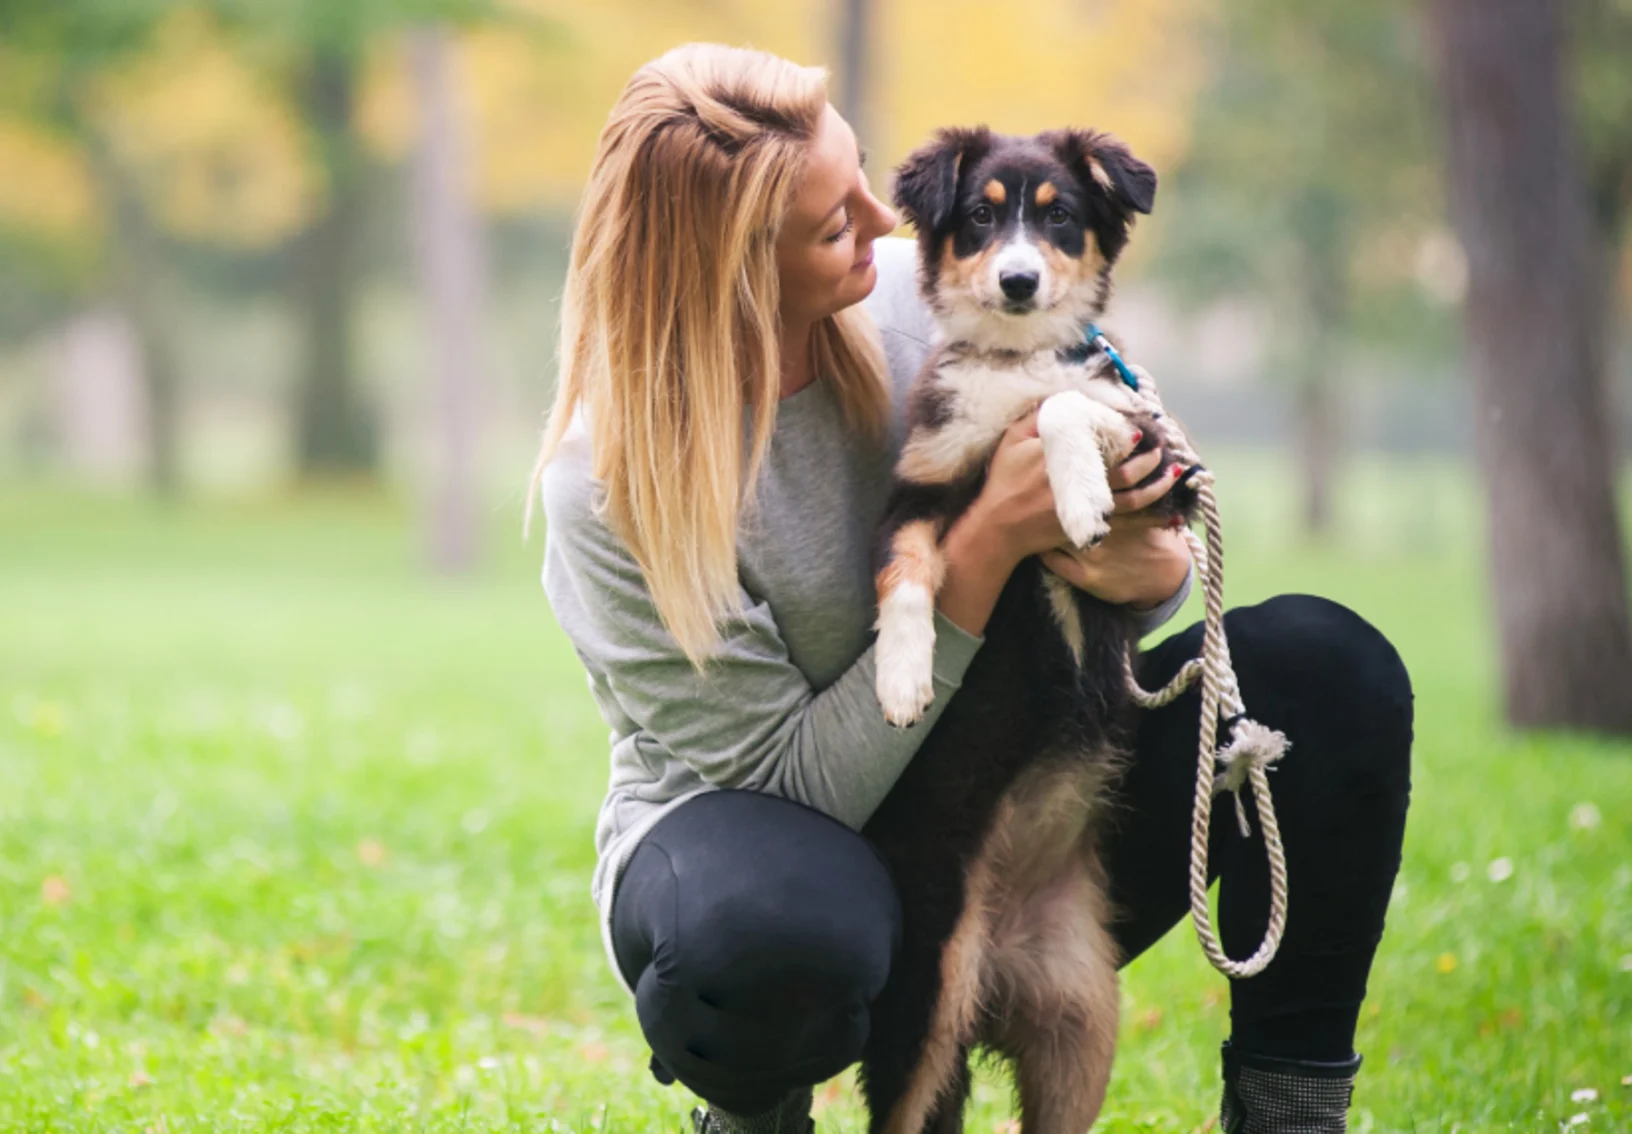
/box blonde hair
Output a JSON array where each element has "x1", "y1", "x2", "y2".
[{"x1": 527, "y1": 43, "x2": 891, "y2": 667}]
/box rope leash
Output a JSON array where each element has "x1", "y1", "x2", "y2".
[{"x1": 1088, "y1": 326, "x2": 1290, "y2": 980}]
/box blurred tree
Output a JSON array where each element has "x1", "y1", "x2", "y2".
[
  {"x1": 1572, "y1": 0, "x2": 1632, "y2": 468},
  {"x1": 835, "y1": 0, "x2": 874, "y2": 149},
  {"x1": 1428, "y1": 0, "x2": 1632, "y2": 734},
  {"x1": 1148, "y1": 1, "x2": 1439, "y2": 538},
  {"x1": 201, "y1": 0, "x2": 494, "y2": 480},
  {"x1": 0, "y1": 3, "x2": 319, "y2": 493},
  {"x1": 407, "y1": 26, "x2": 484, "y2": 574},
  {"x1": 0, "y1": 1, "x2": 194, "y2": 494}
]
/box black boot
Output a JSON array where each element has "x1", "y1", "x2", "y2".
[
  {"x1": 1220, "y1": 1040, "x2": 1362, "y2": 1133},
  {"x1": 690, "y1": 1086, "x2": 814, "y2": 1134}
]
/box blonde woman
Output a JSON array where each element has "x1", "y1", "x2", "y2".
[{"x1": 535, "y1": 44, "x2": 1412, "y2": 1134}]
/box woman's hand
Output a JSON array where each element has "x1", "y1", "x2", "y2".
[
  {"x1": 935, "y1": 407, "x2": 1191, "y2": 635},
  {"x1": 1039, "y1": 438, "x2": 1193, "y2": 609}
]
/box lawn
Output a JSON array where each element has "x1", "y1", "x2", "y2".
[{"x1": 2, "y1": 456, "x2": 1629, "y2": 1133}]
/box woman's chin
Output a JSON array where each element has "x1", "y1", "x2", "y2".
[{"x1": 844, "y1": 260, "x2": 878, "y2": 303}]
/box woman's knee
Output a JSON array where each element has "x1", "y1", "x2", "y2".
[
  {"x1": 635, "y1": 926, "x2": 876, "y2": 1113},
  {"x1": 677, "y1": 868, "x2": 897, "y2": 1009},
  {"x1": 1225, "y1": 594, "x2": 1413, "y2": 787}
]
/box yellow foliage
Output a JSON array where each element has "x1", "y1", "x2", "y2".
[
  {"x1": 4, "y1": 0, "x2": 1214, "y2": 242},
  {"x1": 876, "y1": 0, "x2": 1214, "y2": 186},
  {"x1": 359, "y1": 0, "x2": 828, "y2": 213},
  {"x1": 359, "y1": 0, "x2": 1211, "y2": 218},
  {"x1": 87, "y1": 7, "x2": 317, "y2": 248},
  {"x1": 0, "y1": 118, "x2": 97, "y2": 236}
]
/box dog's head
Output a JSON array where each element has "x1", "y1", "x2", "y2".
[{"x1": 892, "y1": 127, "x2": 1155, "y2": 352}]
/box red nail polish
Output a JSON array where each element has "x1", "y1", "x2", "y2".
[
  {"x1": 1131, "y1": 430, "x2": 1143, "y2": 446},
  {"x1": 1169, "y1": 464, "x2": 1182, "y2": 477}
]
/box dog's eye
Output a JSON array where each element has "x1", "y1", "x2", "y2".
[
  {"x1": 969, "y1": 204, "x2": 995, "y2": 226},
  {"x1": 1046, "y1": 205, "x2": 1070, "y2": 226}
]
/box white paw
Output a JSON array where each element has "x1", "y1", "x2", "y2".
[
  {"x1": 875, "y1": 583, "x2": 937, "y2": 727},
  {"x1": 1055, "y1": 477, "x2": 1116, "y2": 549}
]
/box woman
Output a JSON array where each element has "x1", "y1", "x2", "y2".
[{"x1": 534, "y1": 43, "x2": 1412, "y2": 1134}]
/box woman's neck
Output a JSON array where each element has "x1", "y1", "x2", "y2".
[{"x1": 779, "y1": 318, "x2": 815, "y2": 400}]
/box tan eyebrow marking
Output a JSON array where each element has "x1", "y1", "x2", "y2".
[
  {"x1": 983, "y1": 179, "x2": 1007, "y2": 205},
  {"x1": 1035, "y1": 181, "x2": 1058, "y2": 206}
]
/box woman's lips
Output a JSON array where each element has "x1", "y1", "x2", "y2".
[{"x1": 851, "y1": 246, "x2": 875, "y2": 272}]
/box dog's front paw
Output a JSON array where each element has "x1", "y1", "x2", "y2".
[
  {"x1": 875, "y1": 583, "x2": 937, "y2": 727},
  {"x1": 1055, "y1": 477, "x2": 1116, "y2": 550}
]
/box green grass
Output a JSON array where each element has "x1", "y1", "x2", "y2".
[{"x1": 2, "y1": 457, "x2": 1630, "y2": 1133}]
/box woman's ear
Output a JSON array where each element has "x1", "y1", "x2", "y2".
[{"x1": 891, "y1": 125, "x2": 992, "y2": 234}]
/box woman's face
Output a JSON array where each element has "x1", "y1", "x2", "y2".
[{"x1": 776, "y1": 104, "x2": 899, "y2": 327}]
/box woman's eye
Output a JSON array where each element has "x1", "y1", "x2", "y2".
[
  {"x1": 826, "y1": 212, "x2": 854, "y2": 243},
  {"x1": 970, "y1": 205, "x2": 994, "y2": 226},
  {"x1": 1047, "y1": 206, "x2": 1070, "y2": 226}
]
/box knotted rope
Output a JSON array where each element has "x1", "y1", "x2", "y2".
[{"x1": 1112, "y1": 358, "x2": 1290, "y2": 981}]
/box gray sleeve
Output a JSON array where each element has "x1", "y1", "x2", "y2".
[
  {"x1": 1131, "y1": 559, "x2": 1195, "y2": 638},
  {"x1": 540, "y1": 453, "x2": 983, "y2": 832}
]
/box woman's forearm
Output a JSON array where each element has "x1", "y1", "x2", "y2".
[{"x1": 935, "y1": 498, "x2": 1020, "y2": 637}]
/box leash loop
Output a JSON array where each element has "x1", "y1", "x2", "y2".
[{"x1": 1109, "y1": 355, "x2": 1291, "y2": 981}]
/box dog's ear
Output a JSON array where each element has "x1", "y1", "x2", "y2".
[
  {"x1": 892, "y1": 126, "x2": 992, "y2": 234},
  {"x1": 1046, "y1": 129, "x2": 1156, "y2": 217}
]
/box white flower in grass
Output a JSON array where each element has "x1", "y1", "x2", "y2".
[
  {"x1": 1570, "y1": 803, "x2": 1602, "y2": 831},
  {"x1": 477, "y1": 1055, "x2": 501, "y2": 1071},
  {"x1": 1487, "y1": 857, "x2": 1513, "y2": 883},
  {"x1": 1450, "y1": 862, "x2": 1471, "y2": 883},
  {"x1": 1563, "y1": 1113, "x2": 1589, "y2": 1128},
  {"x1": 1571, "y1": 1089, "x2": 1598, "y2": 1103}
]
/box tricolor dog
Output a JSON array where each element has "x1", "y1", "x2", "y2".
[{"x1": 858, "y1": 126, "x2": 1199, "y2": 1134}]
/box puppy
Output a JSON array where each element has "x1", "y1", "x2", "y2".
[{"x1": 858, "y1": 127, "x2": 1197, "y2": 1134}]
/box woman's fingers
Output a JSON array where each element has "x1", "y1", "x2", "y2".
[
  {"x1": 1107, "y1": 447, "x2": 1163, "y2": 490},
  {"x1": 1007, "y1": 405, "x2": 1042, "y2": 440},
  {"x1": 1107, "y1": 506, "x2": 1182, "y2": 532},
  {"x1": 1112, "y1": 460, "x2": 1185, "y2": 514}
]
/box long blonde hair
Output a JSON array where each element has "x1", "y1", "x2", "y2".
[{"x1": 528, "y1": 43, "x2": 891, "y2": 667}]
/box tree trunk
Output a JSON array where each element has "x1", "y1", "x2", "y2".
[
  {"x1": 1296, "y1": 369, "x2": 1336, "y2": 537},
  {"x1": 295, "y1": 48, "x2": 376, "y2": 477},
  {"x1": 408, "y1": 28, "x2": 485, "y2": 575},
  {"x1": 835, "y1": 0, "x2": 873, "y2": 146},
  {"x1": 1428, "y1": 0, "x2": 1632, "y2": 734},
  {"x1": 84, "y1": 131, "x2": 183, "y2": 496},
  {"x1": 1584, "y1": 158, "x2": 1628, "y2": 473},
  {"x1": 1292, "y1": 192, "x2": 1347, "y2": 541}
]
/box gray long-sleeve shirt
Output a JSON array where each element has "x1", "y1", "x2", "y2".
[{"x1": 538, "y1": 237, "x2": 1190, "y2": 991}]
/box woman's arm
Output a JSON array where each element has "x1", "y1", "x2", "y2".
[{"x1": 542, "y1": 444, "x2": 985, "y2": 832}]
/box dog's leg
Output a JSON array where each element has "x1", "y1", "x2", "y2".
[
  {"x1": 1036, "y1": 389, "x2": 1140, "y2": 551},
  {"x1": 1040, "y1": 568, "x2": 1087, "y2": 669},
  {"x1": 872, "y1": 848, "x2": 1000, "y2": 1134},
  {"x1": 921, "y1": 1050, "x2": 972, "y2": 1134},
  {"x1": 990, "y1": 852, "x2": 1120, "y2": 1133},
  {"x1": 875, "y1": 518, "x2": 949, "y2": 727}
]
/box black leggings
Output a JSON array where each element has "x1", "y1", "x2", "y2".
[{"x1": 610, "y1": 594, "x2": 1414, "y2": 1116}]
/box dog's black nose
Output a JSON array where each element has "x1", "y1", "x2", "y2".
[{"x1": 1000, "y1": 271, "x2": 1039, "y2": 302}]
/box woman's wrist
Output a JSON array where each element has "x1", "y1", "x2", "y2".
[{"x1": 934, "y1": 498, "x2": 1019, "y2": 637}]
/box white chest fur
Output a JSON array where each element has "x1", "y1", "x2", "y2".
[{"x1": 896, "y1": 351, "x2": 1140, "y2": 486}]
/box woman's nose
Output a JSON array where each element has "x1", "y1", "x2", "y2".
[{"x1": 870, "y1": 194, "x2": 900, "y2": 235}]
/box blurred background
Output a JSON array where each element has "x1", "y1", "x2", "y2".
[
  {"x1": 5, "y1": 0, "x2": 1628, "y2": 722},
  {"x1": 0, "y1": 0, "x2": 1621, "y2": 495},
  {"x1": 2, "y1": 1, "x2": 1630, "y2": 1129}
]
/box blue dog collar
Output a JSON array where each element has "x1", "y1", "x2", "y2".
[{"x1": 1086, "y1": 323, "x2": 1141, "y2": 391}]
